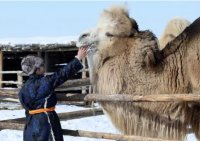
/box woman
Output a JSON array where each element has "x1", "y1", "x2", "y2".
[{"x1": 18, "y1": 47, "x2": 88, "y2": 141}]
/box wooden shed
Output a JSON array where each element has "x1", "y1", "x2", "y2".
[{"x1": 0, "y1": 37, "x2": 90, "y2": 102}]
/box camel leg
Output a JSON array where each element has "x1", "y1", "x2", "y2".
[{"x1": 191, "y1": 105, "x2": 200, "y2": 140}]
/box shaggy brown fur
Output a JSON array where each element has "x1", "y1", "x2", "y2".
[{"x1": 77, "y1": 5, "x2": 200, "y2": 140}]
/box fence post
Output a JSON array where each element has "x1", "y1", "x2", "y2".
[
  {"x1": 81, "y1": 58, "x2": 87, "y2": 94},
  {"x1": 17, "y1": 73, "x2": 23, "y2": 88},
  {"x1": 44, "y1": 52, "x2": 49, "y2": 72},
  {"x1": 0, "y1": 51, "x2": 3, "y2": 88}
]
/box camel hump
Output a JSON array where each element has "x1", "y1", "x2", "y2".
[
  {"x1": 159, "y1": 17, "x2": 191, "y2": 49},
  {"x1": 161, "y1": 17, "x2": 200, "y2": 59}
]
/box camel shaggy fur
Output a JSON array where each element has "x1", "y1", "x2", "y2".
[
  {"x1": 77, "y1": 5, "x2": 200, "y2": 140},
  {"x1": 159, "y1": 18, "x2": 191, "y2": 49}
]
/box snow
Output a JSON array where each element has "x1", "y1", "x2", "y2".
[
  {"x1": 0, "y1": 103, "x2": 88, "y2": 121},
  {"x1": 0, "y1": 103, "x2": 198, "y2": 141},
  {"x1": 0, "y1": 36, "x2": 78, "y2": 45}
]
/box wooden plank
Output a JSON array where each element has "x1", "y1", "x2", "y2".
[
  {"x1": 62, "y1": 129, "x2": 178, "y2": 141},
  {"x1": 0, "y1": 92, "x2": 87, "y2": 102},
  {"x1": 58, "y1": 78, "x2": 90, "y2": 88},
  {"x1": 0, "y1": 81, "x2": 22, "y2": 85},
  {"x1": 0, "y1": 71, "x2": 22, "y2": 74},
  {"x1": 0, "y1": 94, "x2": 18, "y2": 99},
  {"x1": 17, "y1": 73, "x2": 23, "y2": 88},
  {"x1": 3, "y1": 91, "x2": 200, "y2": 103},
  {"x1": 0, "y1": 87, "x2": 87, "y2": 93},
  {"x1": 55, "y1": 87, "x2": 88, "y2": 91},
  {"x1": 81, "y1": 58, "x2": 87, "y2": 94},
  {"x1": 0, "y1": 122, "x2": 178, "y2": 141},
  {"x1": 3, "y1": 90, "x2": 200, "y2": 103},
  {"x1": 37, "y1": 52, "x2": 42, "y2": 57},
  {"x1": 58, "y1": 108, "x2": 103, "y2": 120},
  {"x1": 0, "y1": 89, "x2": 87, "y2": 102},
  {"x1": 0, "y1": 78, "x2": 90, "y2": 88},
  {"x1": 84, "y1": 94, "x2": 200, "y2": 102},
  {"x1": 57, "y1": 93, "x2": 87, "y2": 101},
  {"x1": 1, "y1": 108, "x2": 103, "y2": 124},
  {"x1": 0, "y1": 88, "x2": 19, "y2": 95},
  {"x1": 0, "y1": 98, "x2": 19, "y2": 103},
  {"x1": 0, "y1": 70, "x2": 88, "y2": 75},
  {"x1": 0, "y1": 52, "x2": 3, "y2": 88},
  {"x1": 44, "y1": 52, "x2": 49, "y2": 72},
  {"x1": 0, "y1": 122, "x2": 23, "y2": 130}
]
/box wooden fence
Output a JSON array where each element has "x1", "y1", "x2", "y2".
[
  {"x1": 0, "y1": 69, "x2": 197, "y2": 140},
  {"x1": 0, "y1": 105, "x2": 181, "y2": 141},
  {"x1": 0, "y1": 68, "x2": 90, "y2": 103},
  {"x1": 0, "y1": 91, "x2": 197, "y2": 140}
]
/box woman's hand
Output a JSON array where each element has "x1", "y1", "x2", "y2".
[{"x1": 76, "y1": 46, "x2": 88, "y2": 60}]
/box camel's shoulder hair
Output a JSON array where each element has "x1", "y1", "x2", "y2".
[{"x1": 159, "y1": 18, "x2": 191, "y2": 49}]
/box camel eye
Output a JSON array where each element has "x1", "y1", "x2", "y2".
[
  {"x1": 106, "y1": 32, "x2": 114, "y2": 37},
  {"x1": 81, "y1": 33, "x2": 89, "y2": 38}
]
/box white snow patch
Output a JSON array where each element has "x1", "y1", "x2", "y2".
[
  {"x1": 0, "y1": 104, "x2": 91, "y2": 121},
  {"x1": 0, "y1": 104, "x2": 198, "y2": 141},
  {"x1": 0, "y1": 36, "x2": 78, "y2": 45}
]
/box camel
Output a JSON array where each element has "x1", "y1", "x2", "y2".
[
  {"x1": 77, "y1": 5, "x2": 200, "y2": 140},
  {"x1": 159, "y1": 18, "x2": 191, "y2": 49}
]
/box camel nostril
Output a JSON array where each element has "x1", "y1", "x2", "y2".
[{"x1": 106, "y1": 32, "x2": 114, "y2": 37}]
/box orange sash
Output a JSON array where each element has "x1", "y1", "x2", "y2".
[{"x1": 29, "y1": 106, "x2": 55, "y2": 115}]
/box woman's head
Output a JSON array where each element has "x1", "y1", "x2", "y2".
[{"x1": 21, "y1": 55, "x2": 45, "y2": 75}]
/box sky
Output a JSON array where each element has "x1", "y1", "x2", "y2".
[{"x1": 0, "y1": 1, "x2": 199, "y2": 39}]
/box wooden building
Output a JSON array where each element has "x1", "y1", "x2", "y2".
[{"x1": 0, "y1": 38, "x2": 90, "y2": 102}]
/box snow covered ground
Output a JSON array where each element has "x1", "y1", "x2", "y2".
[{"x1": 0, "y1": 103, "x2": 197, "y2": 141}]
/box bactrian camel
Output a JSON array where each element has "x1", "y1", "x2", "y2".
[{"x1": 77, "y1": 5, "x2": 200, "y2": 140}]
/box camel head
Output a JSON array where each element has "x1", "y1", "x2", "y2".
[{"x1": 77, "y1": 5, "x2": 139, "y2": 85}]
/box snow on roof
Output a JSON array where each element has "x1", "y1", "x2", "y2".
[
  {"x1": 0, "y1": 36, "x2": 78, "y2": 45},
  {"x1": 0, "y1": 36, "x2": 78, "y2": 51}
]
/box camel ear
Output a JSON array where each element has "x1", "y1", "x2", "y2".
[
  {"x1": 130, "y1": 18, "x2": 139, "y2": 31},
  {"x1": 128, "y1": 18, "x2": 139, "y2": 37}
]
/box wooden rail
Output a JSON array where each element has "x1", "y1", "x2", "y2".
[
  {"x1": 0, "y1": 81, "x2": 22, "y2": 85},
  {"x1": 0, "y1": 71, "x2": 22, "y2": 74},
  {"x1": 0, "y1": 77, "x2": 90, "y2": 103},
  {"x1": 0, "y1": 122, "x2": 178, "y2": 141},
  {"x1": 2, "y1": 92, "x2": 200, "y2": 103},
  {"x1": 0, "y1": 70, "x2": 88, "y2": 75},
  {"x1": 0, "y1": 70, "x2": 89, "y2": 87},
  {"x1": 1, "y1": 108, "x2": 103, "y2": 124},
  {"x1": 84, "y1": 94, "x2": 200, "y2": 102},
  {"x1": 0, "y1": 71, "x2": 23, "y2": 88},
  {"x1": 0, "y1": 92, "x2": 88, "y2": 102},
  {"x1": 0, "y1": 78, "x2": 90, "y2": 90}
]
